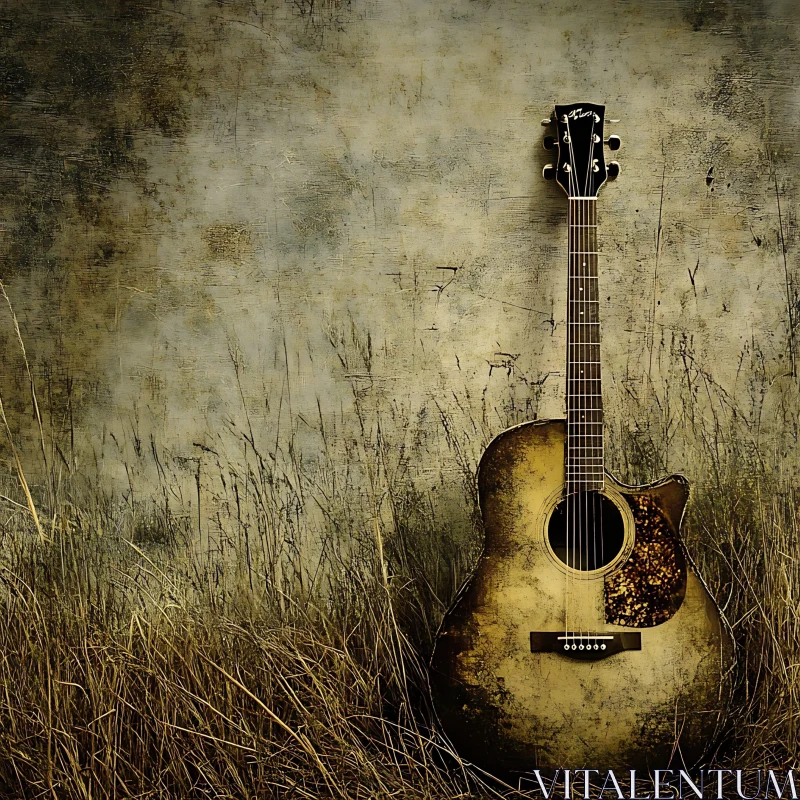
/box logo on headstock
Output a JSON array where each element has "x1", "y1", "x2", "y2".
[{"x1": 566, "y1": 108, "x2": 599, "y2": 121}]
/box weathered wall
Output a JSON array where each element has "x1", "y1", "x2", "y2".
[{"x1": 0, "y1": 0, "x2": 798, "y2": 506}]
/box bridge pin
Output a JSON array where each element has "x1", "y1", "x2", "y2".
[
  {"x1": 579, "y1": 644, "x2": 584, "y2": 650},
  {"x1": 572, "y1": 644, "x2": 577, "y2": 650},
  {"x1": 593, "y1": 644, "x2": 599, "y2": 650},
  {"x1": 564, "y1": 644, "x2": 569, "y2": 651},
  {"x1": 601, "y1": 644, "x2": 606, "y2": 650}
]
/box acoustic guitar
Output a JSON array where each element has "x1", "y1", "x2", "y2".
[{"x1": 430, "y1": 102, "x2": 734, "y2": 774}]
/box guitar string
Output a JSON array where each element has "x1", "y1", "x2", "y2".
[
  {"x1": 577, "y1": 193, "x2": 584, "y2": 639},
  {"x1": 564, "y1": 113, "x2": 572, "y2": 639},
  {"x1": 580, "y1": 194, "x2": 585, "y2": 642},
  {"x1": 565, "y1": 114, "x2": 582, "y2": 640},
  {"x1": 585, "y1": 152, "x2": 597, "y2": 644},
  {"x1": 583, "y1": 124, "x2": 594, "y2": 602},
  {"x1": 584, "y1": 122, "x2": 594, "y2": 647},
  {"x1": 582, "y1": 195, "x2": 588, "y2": 642},
  {"x1": 569, "y1": 119, "x2": 589, "y2": 641},
  {"x1": 564, "y1": 113, "x2": 603, "y2": 646},
  {"x1": 565, "y1": 113, "x2": 576, "y2": 640},
  {"x1": 576, "y1": 123, "x2": 587, "y2": 643},
  {"x1": 571, "y1": 118, "x2": 584, "y2": 639},
  {"x1": 584, "y1": 136, "x2": 593, "y2": 639},
  {"x1": 582, "y1": 196, "x2": 588, "y2": 643},
  {"x1": 585, "y1": 121, "x2": 601, "y2": 648},
  {"x1": 565, "y1": 114, "x2": 603, "y2": 644},
  {"x1": 582, "y1": 122, "x2": 595, "y2": 645}
]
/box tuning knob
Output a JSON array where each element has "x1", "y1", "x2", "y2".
[
  {"x1": 543, "y1": 164, "x2": 556, "y2": 180},
  {"x1": 541, "y1": 118, "x2": 553, "y2": 126},
  {"x1": 605, "y1": 135, "x2": 621, "y2": 151},
  {"x1": 543, "y1": 135, "x2": 556, "y2": 150},
  {"x1": 607, "y1": 161, "x2": 620, "y2": 179}
]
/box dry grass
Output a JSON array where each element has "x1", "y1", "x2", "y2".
[
  {"x1": 0, "y1": 322, "x2": 797, "y2": 798},
  {"x1": 686, "y1": 470, "x2": 800, "y2": 767},
  {"x1": 0, "y1": 522, "x2": 465, "y2": 798}
]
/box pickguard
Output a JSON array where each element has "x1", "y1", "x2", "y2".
[{"x1": 604, "y1": 493, "x2": 687, "y2": 627}]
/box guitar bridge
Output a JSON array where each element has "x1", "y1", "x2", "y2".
[{"x1": 530, "y1": 631, "x2": 641, "y2": 660}]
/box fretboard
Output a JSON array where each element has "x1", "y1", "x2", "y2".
[{"x1": 566, "y1": 198, "x2": 603, "y2": 492}]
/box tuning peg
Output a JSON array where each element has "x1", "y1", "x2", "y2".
[
  {"x1": 543, "y1": 135, "x2": 556, "y2": 150},
  {"x1": 605, "y1": 135, "x2": 621, "y2": 151},
  {"x1": 541, "y1": 118, "x2": 553, "y2": 126},
  {"x1": 607, "y1": 161, "x2": 620, "y2": 179},
  {"x1": 543, "y1": 164, "x2": 556, "y2": 180}
]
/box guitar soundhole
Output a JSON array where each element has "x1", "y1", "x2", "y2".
[{"x1": 547, "y1": 491, "x2": 625, "y2": 571}]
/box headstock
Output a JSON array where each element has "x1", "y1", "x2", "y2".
[{"x1": 542, "y1": 102, "x2": 621, "y2": 197}]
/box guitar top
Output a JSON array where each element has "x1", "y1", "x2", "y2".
[{"x1": 429, "y1": 102, "x2": 734, "y2": 775}]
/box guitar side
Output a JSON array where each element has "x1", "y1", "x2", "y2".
[{"x1": 429, "y1": 419, "x2": 734, "y2": 774}]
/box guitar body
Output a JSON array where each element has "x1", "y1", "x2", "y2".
[{"x1": 430, "y1": 419, "x2": 733, "y2": 773}]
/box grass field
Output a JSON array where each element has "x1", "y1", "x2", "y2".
[{"x1": 0, "y1": 320, "x2": 797, "y2": 798}]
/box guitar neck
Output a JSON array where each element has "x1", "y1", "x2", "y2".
[{"x1": 566, "y1": 197, "x2": 604, "y2": 492}]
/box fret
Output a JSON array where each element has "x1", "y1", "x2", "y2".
[
  {"x1": 566, "y1": 472, "x2": 605, "y2": 476},
  {"x1": 566, "y1": 470, "x2": 604, "y2": 474}
]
